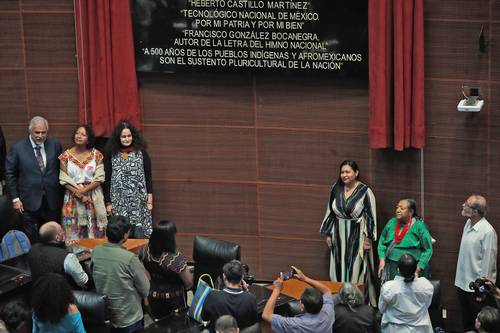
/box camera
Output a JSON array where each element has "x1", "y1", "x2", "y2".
[
  {"x1": 282, "y1": 268, "x2": 296, "y2": 281},
  {"x1": 242, "y1": 264, "x2": 255, "y2": 285},
  {"x1": 469, "y1": 278, "x2": 489, "y2": 296}
]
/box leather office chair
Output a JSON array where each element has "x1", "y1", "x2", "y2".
[
  {"x1": 192, "y1": 236, "x2": 241, "y2": 290},
  {"x1": 0, "y1": 195, "x2": 19, "y2": 240},
  {"x1": 240, "y1": 322, "x2": 261, "y2": 333},
  {"x1": 73, "y1": 290, "x2": 110, "y2": 333},
  {"x1": 429, "y1": 280, "x2": 444, "y2": 330}
]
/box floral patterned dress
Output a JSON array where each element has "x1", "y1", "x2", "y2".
[{"x1": 60, "y1": 149, "x2": 106, "y2": 240}]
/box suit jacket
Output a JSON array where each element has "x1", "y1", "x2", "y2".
[{"x1": 5, "y1": 136, "x2": 63, "y2": 212}]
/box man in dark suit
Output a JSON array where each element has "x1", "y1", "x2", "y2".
[{"x1": 5, "y1": 116, "x2": 63, "y2": 243}]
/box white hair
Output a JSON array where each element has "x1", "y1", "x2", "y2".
[{"x1": 29, "y1": 116, "x2": 49, "y2": 131}]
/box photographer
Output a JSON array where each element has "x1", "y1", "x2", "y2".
[
  {"x1": 476, "y1": 277, "x2": 500, "y2": 310},
  {"x1": 262, "y1": 266, "x2": 335, "y2": 333},
  {"x1": 201, "y1": 260, "x2": 258, "y2": 333}
]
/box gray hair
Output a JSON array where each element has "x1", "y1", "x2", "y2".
[
  {"x1": 339, "y1": 282, "x2": 363, "y2": 311},
  {"x1": 29, "y1": 116, "x2": 49, "y2": 131},
  {"x1": 470, "y1": 194, "x2": 487, "y2": 217},
  {"x1": 215, "y1": 315, "x2": 238, "y2": 333}
]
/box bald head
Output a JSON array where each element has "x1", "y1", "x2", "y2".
[
  {"x1": 39, "y1": 222, "x2": 64, "y2": 243},
  {"x1": 469, "y1": 195, "x2": 487, "y2": 217}
]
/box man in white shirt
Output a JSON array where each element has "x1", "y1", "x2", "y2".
[
  {"x1": 455, "y1": 195, "x2": 497, "y2": 332},
  {"x1": 27, "y1": 221, "x2": 89, "y2": 288},
  {"x1": 379, "y1": 254, "x2": 434, "y2": 333}
]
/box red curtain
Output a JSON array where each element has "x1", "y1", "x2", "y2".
[
  {"x1": 74, "y1": 0, "x2": 141, "y2": 137},
  {"x1": 368, "y1": 0, "x2": 425, "y2": 150}
]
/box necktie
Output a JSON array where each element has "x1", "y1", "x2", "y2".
[{"x1": 34, "y1": 145, "x2": 45, "y2": 173}]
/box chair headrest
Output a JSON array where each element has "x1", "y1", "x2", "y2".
[
  {"x1": 193, "y1": 236, "x2": 241, "y2": 289},
  {"x1": 429, "y1": 280, "x2": 441, "y2": 307},
  {"x1": 193, "y1": 236, "x2": 240, "y2": 264}
]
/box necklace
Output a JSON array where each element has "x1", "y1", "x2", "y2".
[
  {"x1": 344, "y1": 182, "x2": 358, "y2": 198},
  {"x1": 394, "y1": 217, "x2": 413, "y2": 244}
]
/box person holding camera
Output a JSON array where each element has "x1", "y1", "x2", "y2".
[
  {"x1": 201, "y1": 260, "x2": 258, "y2": 333},
  {"x1": 455, "y1": 195, "x2": 497, "y2": 332},
  {"x1": 262, "y1": 266, "x2": 335, "y2": 333}
]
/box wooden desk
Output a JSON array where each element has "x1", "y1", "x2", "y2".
[
  {"x1": 267, "y1": 279, "x2": 362, "y2": 299},
  {"x1": 76, "y1": 238, "x2": 148, "y2": 254}
]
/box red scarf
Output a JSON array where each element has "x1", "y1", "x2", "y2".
[
  {"x1": 394, "y1": 218, "x2": 412, "y2": 244},
  {"x1": 120, "y1": 146, "x2": 135, "y2": 153}
]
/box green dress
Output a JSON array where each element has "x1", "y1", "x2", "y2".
[{"x1": 377, "y1": 217, "x2": 433, "y2": 281}]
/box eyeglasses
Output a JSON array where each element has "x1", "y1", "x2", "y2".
[{"x1": 463, "y1": 202, "x2": 477, "y2": 211}]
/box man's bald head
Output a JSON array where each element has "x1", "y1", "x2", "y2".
[
  {"x1": 468, "y1": 195, "x2": 487, "y2": 218},
  {"x1": 39, "y1": 222, "x2": 64, "y2": 243}
]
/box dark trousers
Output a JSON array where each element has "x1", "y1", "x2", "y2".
[
  {"x1": 20, "y1": 196, "x2": 60, "y2": 244},
  {"x1": 110, "y1": 319, "x2": 144, "y2": 333},
  {"x1": 457, "y1": 288, "x2": 484, "y2": 332}
]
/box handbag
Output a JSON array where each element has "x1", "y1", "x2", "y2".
[{"x1": 187, "y1": 273, "x2": 215, "y2": 323}]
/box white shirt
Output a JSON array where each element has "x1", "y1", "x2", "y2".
[
  {"x1": 63, "y1": 253, "x2": 89, "y2": 287},
  {"x1": 379, "y1": 276, "x2": 434, "y2": 333},
  {"x1": 455, "y1": 217, "x2": 497, "y2": 292},
  {"x1": 29, "y1": 135, "x2": 46, "y2": 168}
]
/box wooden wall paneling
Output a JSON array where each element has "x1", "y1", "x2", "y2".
[
  {"x1": 424, "y1": 20, "x2": 489, "y2": 80},
  {"x1": 175, "y1": 234, "x2": 196, "y2": 260},
  {"x1": 0, "y1": 13, "x2": 23, "y2": 67},
  {"x1": 259, "y1": 184, "x2": 330, "y2": 240},
  {"x1": 4, "y1": 124, "x2": 76, "y2": 150},
  {"x1": 46, "y1": 124, "x2": 79, "y2": 149},
  {"x1": 140, "y1": 72, "x2": 255, "y2": 126},
  {"x1": 423, "y1": 194, "x2": 465, "y2": 253},
  {"x1": 492, "y1": 1, "x2": 500, "y2": 21},
  {"x1": 27, "y1": 70, "x2": 78, "y2": 122},
  {"x1": 0, "y1": 1, "x2": 19, "y2": 11},
  {"x1": 255, "y1": 75, "x2": 368, "y2": 131},
  {"x1": 21, "y1": 0, "x2": 74, "y2": 12},
  {"x1": 153, "y1": 180, "x2": 258, "y2": 236},
  {"x1": 371, "y1": 148, "x2": 421, "y2": 193},
  {"x1": 425, "y1": 80, "x2": 488, "y2": 140},
  {"x1": 144, "y1": 126, "x2": 257, "y2": 181},
  {"x1": 423, "y1": 137, "x2": 488, "y2": 195},
  {"x1": 424, "y1": 0, "x2": 490, "y2": 21},
  {"x1": 485, "y1": 199, "x2": 500, "y2": 278},
  {"x1": 490, "y1": 83, "x2": 500, "y2": 142},
  {"x1": 0, "y1": 70, "x2": 27, "y2": 123},
  {"x1": 2, "y1": 124, "x2": 29, "y2": 147},
  {"x1": 258, "y1": 129, "x2": 369, "y2": 185},
  {"x1": 260, "y1": 237, "x2": 329, "y2": 281},
  {"x1": 491, "y1": 24, "x2": 500, "y2": 82},
  {"x1": 489, "y1": 140, "x2": 500, "y2": 198},
  {"x1": 23, "y1": 13, "x2": 76, "y2": 68},
  {"x1": 211, "y1": 234, "x2": 260, "y2": 276}
]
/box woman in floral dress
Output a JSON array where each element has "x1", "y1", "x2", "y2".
[{"x1": 59, "y1": 125, "x2": 107, "y2": 240}]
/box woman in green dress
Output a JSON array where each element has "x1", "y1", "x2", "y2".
[{"x1": 377, "y1": 198, "x2": 433, "y2": 283}]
